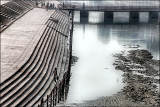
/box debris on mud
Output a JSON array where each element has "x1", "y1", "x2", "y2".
[
  {"x1": 113, "y1": 49, "x2": 160, "y2": 106},
  {"x1": 66, "y1": 46, "x2": 159, "y2": 106},
  {"x1": 71, "y1": 56, "x2": 79, "y2": 65}
]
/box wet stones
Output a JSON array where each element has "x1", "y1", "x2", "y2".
[
  {"x1": 71, "y1": 56, "x2": 79, "y2": 65},
  {"x1": 113, "y1": 48, "x2": 160, "y2": 106},
  {"x1": 129, "y1": 49, "x2": 153, "y2": 59}
]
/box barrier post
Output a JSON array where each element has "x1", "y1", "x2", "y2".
[
  {"x1": 47, "y1": 95, "x2": 49, "y2": 107},
  {"x1": 41, "y1": 98, "x2": 44, "y2": 107},
  {"x1": 53, "y1": 91, "x2": 55, "y2": 107}
]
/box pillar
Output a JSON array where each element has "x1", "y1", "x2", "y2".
[
  {"x1": 104, "y1": 12, "x2": 113, "y2": 24},
  {"x1": 149, "y1": 11, "x2": 159, "y2": 23},
  {"x1": 129, "y1": 12, "x2": 139, "y2": 23},
  {"x1": 80, "y1": 10, "x2": 88, "y2": 23}
]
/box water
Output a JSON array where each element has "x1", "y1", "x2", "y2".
[
  {"x1": 66, "y1": 4, "x2": 159, "y2": 106},
  {"x1": 66, "y1": 24, "x2": 126, "y2": 104}
]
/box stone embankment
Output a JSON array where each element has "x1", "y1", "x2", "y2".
[
  {"x1": 0, "y1": 0, "x2": 36, "y2": 32},
  {"x1": 0, "y1": 2, "x2": 72, "y2": 107}
]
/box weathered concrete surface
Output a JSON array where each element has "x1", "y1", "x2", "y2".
[{"x1": 1, "y1": 8, "x2": 54, "y2": 82}]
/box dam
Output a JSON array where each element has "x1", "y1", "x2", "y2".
[{"x1": 0, "y1": 0, "x2": 159, "y2": 106}]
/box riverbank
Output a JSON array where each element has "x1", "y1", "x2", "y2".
[
  {"x1": 66, "y1": 45, "x2": 159, "y2": 106},
  {"x1": 113, "y1": 46, "x2": 159, "y2": 106}
]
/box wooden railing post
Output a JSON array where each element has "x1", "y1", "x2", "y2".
[
  {"x1": 41, "y1": 98, "x2": 44, "y2": 107},
  {"x1": 52, "y1": 90, "x2": 55, "y2": 107},
  {"x1": 55, "y1": 87, "x2": 57, "y2": 106},
  {"x1": 50, "y1": 92, "x2": 52, "y2": 107},
  {"x1": 47, "y1": 95, "x2": 49, "y2": 107}
]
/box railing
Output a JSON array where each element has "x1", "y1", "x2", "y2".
[
  {"x1": 58, "y1": 3, "x2": 160, "y2": 12},
  {"x1": 38, "y1": 70, "x2": 71, "y2": 107},
  {"x1": 38, "y1": 11, "x2": 74, "y2": 107}
]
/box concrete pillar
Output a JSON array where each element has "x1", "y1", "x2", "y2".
[
  {"x1": 149, "y1": 11, "x2": 159, "y2": 23},
  {"x1": 80, "y1": 10, "x2": 88, "y2": 23},
  {"x1": 104, "y1": 12, "x2": 113, "y2": 23},
  {"x1": 158, "y1": 12, "x2": 160, "y2": 25},
  {"x1": 129, "y1": 12, "x2": 139, "y2": 23}
]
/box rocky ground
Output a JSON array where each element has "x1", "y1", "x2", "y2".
[
  {"x1": 113, "y1": 47, "x2": 160, "y2": 106},
  {"x1": 71, "y1": 56, "x2": 79, "y2": 66},
  {"x1": 67, "y1": 45, "x2": 160, "y2": 106}
]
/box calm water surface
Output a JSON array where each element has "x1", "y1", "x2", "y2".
[{"x1": 66, "y1": 11, "x2": 159, "y2": 104}]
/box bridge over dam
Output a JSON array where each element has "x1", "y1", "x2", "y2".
[{"x1": 58, "y1": 1, "x2": 160, "y2": 24}]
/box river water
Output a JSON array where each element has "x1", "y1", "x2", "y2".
[{"x1": 66, "y1": 2, "x2": 159, "y2": 106}]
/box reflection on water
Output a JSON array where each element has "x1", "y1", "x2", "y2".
[
  {"x1": 66, "y1": 11, "x2": 159, "y2": 104},
  {"x1": 96, "y1": 24, "x2": 159, "y2": 59},
  {"x1": 66, "y1": 24, "x2": 125, "y2": 104}
]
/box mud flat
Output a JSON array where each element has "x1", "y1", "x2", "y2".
[
  {"x1": 68, "y1": 45, "x2": 159, "y2": 106},
  {"x1": 113, "y1": 48, "x2": 160, "y2": 106}
]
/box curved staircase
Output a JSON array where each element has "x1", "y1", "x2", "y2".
[
  {"x1": 0, "y1": 6, "x2": 71, "y2": 107},
  {"x1": 0, "y1": 0, "x2": 36, "y2": 32}
]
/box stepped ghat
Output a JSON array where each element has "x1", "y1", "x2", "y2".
[
  {"x1": 1, "y1": 0, "x2": 72, "y2": 106},
  {"x1": 0, "y1": 0, "x2": 36, "y2": 32}
]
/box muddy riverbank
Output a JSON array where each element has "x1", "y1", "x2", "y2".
[
  {"x1": 113, "y1": 47, "x2": 160, "y2": 106},
  {"x1": 67, "y1": 45, "x2": 159, "y2": 106}
]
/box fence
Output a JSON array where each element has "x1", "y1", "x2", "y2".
[
  {"x1": 38, "y1": 10, "x2": 74, "y2": 107},
  {"x1": 58, "y1": 2, "x2": 160, "y2": 12}
]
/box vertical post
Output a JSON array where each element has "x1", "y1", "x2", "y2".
[
  {"x1": 50, "y1": 92, "x2": 52, "y2": 107},
  {"x1": 149, "y1": 11, "x2": 159, "y2": 23},
  {"x1": 64, "y1": 74, "x2": 66, "y2": 100},
  {"x1": 57, "y1": 90, "x2": 59, "y2": 103},
  {"x1": 80, "y1": 11, "x2": 88, "y2": 23},
  {"x1": 63, "y1": 2, "x2": 64, "y2": 9},
  {"x1": 62, "y1": 79, "x2": 65, "y2": 101},
  {"x1": 104, "y1": 12, "x2": 113, "y2": 24},
  {"x1": 129, "y1": 12, "x2": 139, "y2": 23},
  {"x1": 41, "y1": 98, "x2": 44, "y2": 107},
  {"x1": 53, "y1": 95, "x2": 55, "y2": 107},
  {"x1": 70, "y1": 10, "x2": 74, "y2": 58},
  {"x1": 59, "y1": 87, "x2": 61, "y2": 101},
  {"x1": 52, "y1": 90, "x2": 55, "y2": 107},
  {"x1": 55, "y1": 87, "x2": 57, "y2": 106},
  {"x1": 58, "y1": 86, "x2": 60, "y2": 103},
  {"x1": 47, "y1": 95, "x2": 49, "y2": 107}
]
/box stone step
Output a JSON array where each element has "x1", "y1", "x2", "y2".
[
  {"x1": 0, "y1": 12, "x2": 15, "y2": 20},
  {"x1": 1, "y1": 22, "x2": 55, "y2": 106},
  {"x1": 4, "y1": 1, "x2": 26, "y2": 13},
  {"x1": 0, "y1": 11, "x2": 58, "y2": 92},
  {"x1": 33, "y1": 13, "x2": 70, "y2": 107},
  {"x1": 12, "y1": 0, "x2": 32, "y2": 9},
  {"x1": 0, "y1": 5, "x2": 19, "y2": 18},
  {"x1": 0, "y1": 9, "x2": 70, "y2": 107},
  {"x1": 22, "y1": 14, "x2": 66, "y2": 106}
]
